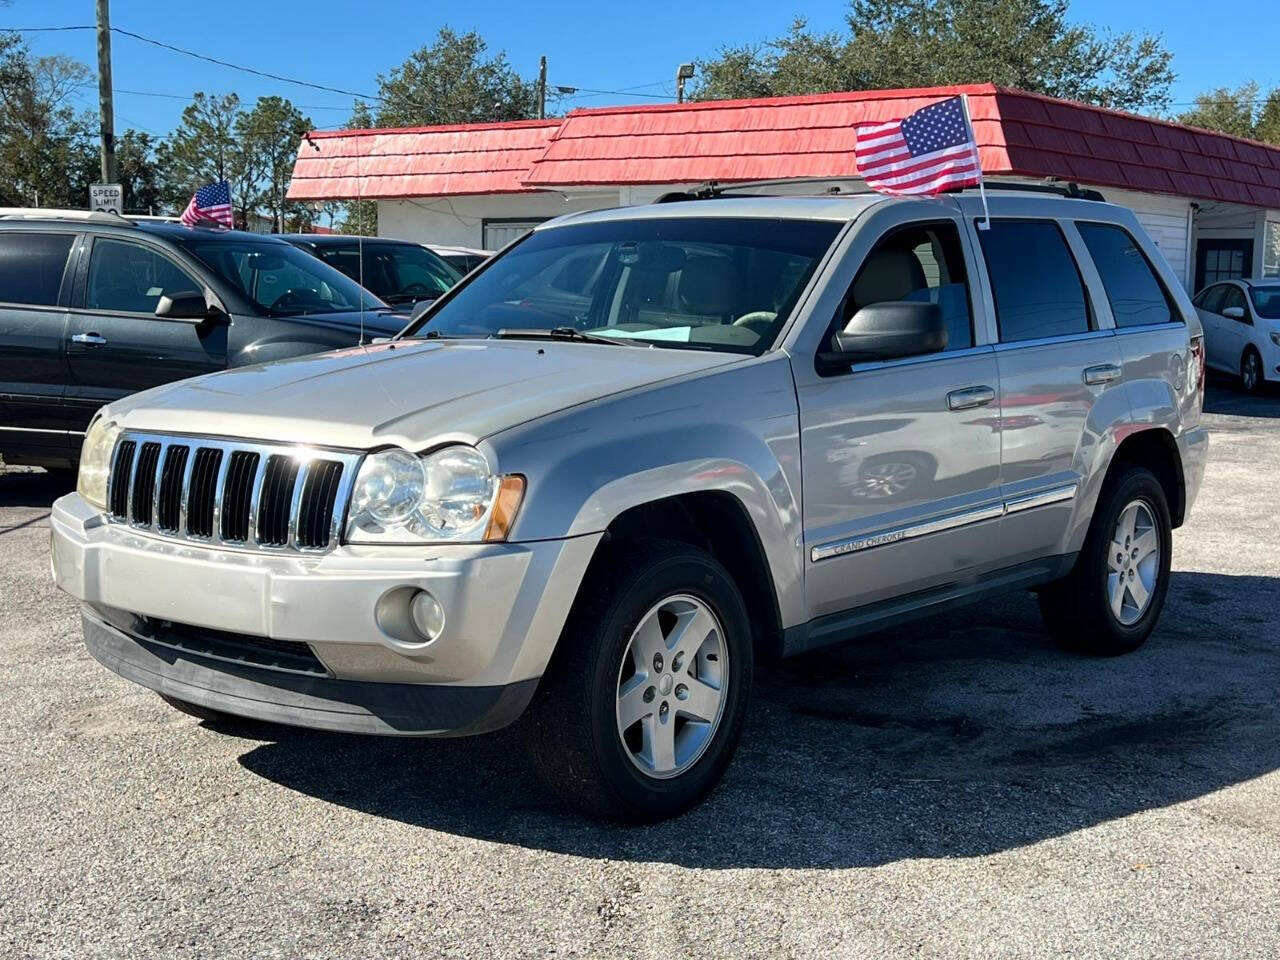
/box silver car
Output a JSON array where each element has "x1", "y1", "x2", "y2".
[{"x1": 51, "y1": 189, "x2": 1209, "y2": 821}]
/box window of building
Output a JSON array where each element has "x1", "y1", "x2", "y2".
[
  {"x1": 1077, "y1": 222, "x2": 1175, "y2": 328},
  {"x1": 838, "y1": 221, "x2": 974, "y2": 351},
  {"x1": 978, "y1": 220, "x2": 1090, "y2": 342},
  {"x1": 1264, "y1": 221, "x2": 1280, "y2": 278},
  {"x1": 0, "y1": 232, "x2": 74, "y2": 306},
  {"x1": 86, "y1": 239, "x2": 201, "y2": 314}
]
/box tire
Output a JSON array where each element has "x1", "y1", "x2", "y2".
[
  {"x1": 1038, "y1": 465, "x2": 1172, "y2": 656},
  {"x1": 158, "y1": 693, "x2": 229, "y2": 723},
  {"x1": 523, "y1": 538, "x2": 753, "y2": 822},
  {"x1": 1240, "y1": 347, "x2": 1264, "y2": 395}
]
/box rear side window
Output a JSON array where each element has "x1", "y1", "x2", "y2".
[
  {"x1": 0, "y1": 232, "x2": 74, "y2": 306},
  {"x1": 979, "y1": 220, "x2": 1090, "y2": 342},
  {"x1": 1077, "y1": 223, "x2": 1175, "y2": 328}
]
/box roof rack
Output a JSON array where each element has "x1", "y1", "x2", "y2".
[
  {"x1": 0, "y1": 207, "x2": 137, "y2": 225},
  {"x1": 653, "y1": 178, "x2": 1106, "y2": 204}
]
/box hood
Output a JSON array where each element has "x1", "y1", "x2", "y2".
[
  {"x1": 275, "y1": 309, "x2": 406, "y2": 337},
  {"x1": 107, "y1": 339, "x2": 739, "y2": 450}
]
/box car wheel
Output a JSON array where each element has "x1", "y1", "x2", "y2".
[
  {"x1": 157, "y1": 693, "x2": 230, "y2": 723},
  {"x1": 523, "y1": 538, "x2": 753, "y2": 822},
  {"x1": 1240, "y1": 347, "x2": 1263, "y2": 394},
  {"x1": 1038, "y1": 465, "x2": 1172, "y2": 656}
]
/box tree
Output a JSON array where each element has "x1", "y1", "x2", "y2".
[
  {"x1": 374, "y1": 27, "x2": 537, "y2": 127},
  {"x1": 693, "y1": 0, "x2": 1175, "y2": 114},
  {"x1": 1178, "y1": 83, "x2": 1280, "y2": 144},
  {"x1": 157, "y1": 92, "x2": 249, "y2": 221},
  {"x1": 338, "y1": 101, "x2": 378, "y2": 235},
  {"x1": 115, "y1": 130, "x2": 165, "y2": 214},
  {"x1": 236, "y1": 96, "x2": 312, "y2": 230}
]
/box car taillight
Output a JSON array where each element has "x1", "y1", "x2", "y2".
[{"x1": 1190, "y1": 336, "x2": 1206, "y2": 406}]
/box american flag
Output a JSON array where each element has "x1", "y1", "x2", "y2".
[
  {"x1": 855, "y1": 96, "x2": 982, "y2": 196},
  {"x1": 180, "y1": 180, "x2": 234, "y2": 228}
]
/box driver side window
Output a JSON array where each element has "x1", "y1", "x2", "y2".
[
  {"x1": 835, "y1": 221, "x2": 975, "y2": 351},
  {"x1": 86, "y1": 238, "x2": 200, "y2": 315}
]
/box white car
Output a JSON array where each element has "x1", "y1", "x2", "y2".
[
  {"x1": 424, "y1": 245, "x2": 492, "y2": 274},
  {"x1": 1192, "y1": 279, "x2": 1280, "y2": 393}
]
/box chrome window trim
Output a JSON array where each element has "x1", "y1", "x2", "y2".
[
  {"x1": 991, "y1": 328, "x2": 1115, "y2": 352},
  {"x1": 810, "y1": 482, "x2": 1077, "y2": 562},
  {"x1": 844, "y1": 343, "x2": 996, "y2": 375},
  {"x1": 105, "y1": 430, "x2": 364, "y2": 555}
]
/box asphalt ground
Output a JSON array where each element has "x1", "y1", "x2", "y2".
[{"x1": 1, "y1": 383, "x2": 1278, "y2": 959}]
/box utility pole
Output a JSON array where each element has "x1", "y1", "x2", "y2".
[
  {"x1": 676, "y1": 62, "x2": 695, "y2": 104},
  {"x1": 537, "y1": 56, "x2": 547, "y2": 120},
  {"x1": 95, "y1": 0, "x2": 117, "y2": 184}
]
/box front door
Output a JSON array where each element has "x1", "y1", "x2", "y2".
[
  {"x1": 796, "y1": 217, "x2": 1003, "y2": 620},
  {"x1": 1195, "y1": 238, "x2": 1253, "y2": 291},
  {"x1": 63, "y1": 235, "x2": 228, "y2": 431}
]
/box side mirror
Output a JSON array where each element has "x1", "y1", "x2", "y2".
[
  {"x1": 826, "y1": 301, "x2": 947, "y2": 365},
  {"x1": 155, "y1": 291, "x2": 214, "y2": 322},
  {"x1": 1222, "y1": 305, "x2": 1246, "y2": 320}
]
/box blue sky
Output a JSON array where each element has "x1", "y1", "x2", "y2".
[{"x1": 9, "y1": 0, "x2": 1278, "y2": 135}]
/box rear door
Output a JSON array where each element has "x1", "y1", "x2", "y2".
[
  {"x1": 970, "y1": 217, "x2": 1127, "y2": 565},
  {"x1": 64, "y1": 235, "x2": 228, "y2": 430},
  {"x1": 0, "y1": 230, "x2": 78, "y2": 456},
  {"x1": 793, "y1": 207, "x2": 1003, "y2": 620}
]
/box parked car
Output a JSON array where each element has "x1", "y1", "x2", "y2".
[
  {"x1": 51, "y1": 188, "x2": 1208, "y2": 821},
  {"x1": 426, "y1": 244, "x2": 492, "y2": 274},
  {"x1": 1192, "y1": 278, "x2": 1280, "y2": 393},
  {"x1": 281, "y1": 234, "x2": 462, "y2": 313},
  {"x1": 0, "y1": 211, "x2": 399, "y2": 470}
]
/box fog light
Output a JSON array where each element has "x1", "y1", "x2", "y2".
[{"x1": 409, "y1": 591, "x2": 445, "y2": 642}]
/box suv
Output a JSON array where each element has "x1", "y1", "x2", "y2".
[
  {"x1": 0, "y1": 212, "x2": 401, "y2": 470},
  {"x1": 279, "y1": 234, "x2": 462, "y2": 314},
  {"x1": 1192, "y1": 278, "x2": 1280, "y2": 393},
  {"x1": 50, "y1": 190, "x2": 1209, "y2": 821}
]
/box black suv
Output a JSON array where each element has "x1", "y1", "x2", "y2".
[
  {"x1": 0, "y1": 213, "x2": 404, "y2": 469},
  {"x1": 279, "y1": 234, "x2": 461, "y2": 314}
]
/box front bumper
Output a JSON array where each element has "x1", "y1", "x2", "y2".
[{"x1": 52, "y1": 492, "x2": 602, "y2": 735}]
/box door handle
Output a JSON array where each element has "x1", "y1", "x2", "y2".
[
  {"x1": 70, "y1": 332, "x2": 107, "y2": 345},
  {"x1": 946, "y1": 385, "x2": 996, "y2": 410},
  {"x1": 1082, "y1": 363, "x2": 1121, "y2": 385}
]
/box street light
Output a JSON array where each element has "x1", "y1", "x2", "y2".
[{"x1": 676, "y1": 63, "x2": 695, "y2": 104}]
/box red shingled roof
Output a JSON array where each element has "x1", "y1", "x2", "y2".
[
  {"x1": 287, "y1": 85, "x2": 1280, "y2": 209},
  {"x1": 287, "y1": 119, "x2": 560, "y2": 201}
]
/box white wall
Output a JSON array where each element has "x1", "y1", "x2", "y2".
[{"x1": 377, "y1": 192, "x2": 618, "y2": 249}]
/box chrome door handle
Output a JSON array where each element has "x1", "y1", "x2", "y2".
[
  {"x1": 1083, "y1": 363, "x2": 1121, "y2": 385},
  {"x1": 70, "y1": 333, "x2": 107, "y2": 345},
  {"x1": 947, "y1": 385, "x2": 996, "y2": 411}
]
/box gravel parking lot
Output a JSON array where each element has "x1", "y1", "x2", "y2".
[{"x1": 2, "y1": 384, "x2": 1278, "y2": 959}]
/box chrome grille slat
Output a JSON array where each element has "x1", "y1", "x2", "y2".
[{"x1": 105, "y1": 432, "x2": 364, "y2": 554}]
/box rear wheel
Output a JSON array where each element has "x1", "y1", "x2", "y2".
[
  {"x1": 1039, "y1": 466, "x2": 1172, "y2": 656},
  {"x1": 1241, "y1": 347, "x2": 1264, "y2": 394},
  {"x1": 523, "y1": 539, "x2": 753, "y2": 822}
]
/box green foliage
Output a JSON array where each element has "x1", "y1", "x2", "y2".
[
  {"x1": 235, "y1": 96, "x2": 312, "y2": 230},
  {"x1": 373, "y1": 27, "x2": 537, "y2": 127},
  {"x1": 693, "y1": 0, "x2": 1175, "y2": 114},
  {"x1": 1178, "y1": 83, "x2": 1280, "y2": 144}
]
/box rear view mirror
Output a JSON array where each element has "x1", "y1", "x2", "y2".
[
  {"x1": 827, "y1": 301, "x2": 947, "y2": 364},
  {"x1": 1222, "y1": 306, "x2": 1246, "y2": 320},
  {"x1": 155, "y1": 291, "x2": 213, "y2": 322}
]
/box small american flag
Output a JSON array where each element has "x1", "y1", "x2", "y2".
[
  {"x1": 180, "y1": 180, "x2": 234, "y2": 228},
  {"x1": 855, "y1": 96, "x2": 982, "y2": 196}
]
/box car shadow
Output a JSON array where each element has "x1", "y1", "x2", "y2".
[
  {"x1": 233, "y1": 570, "x2": 1280, "y2": 869},
  {"x1": 1204, "y1": 381, "x2": 1280, "y2": 419},
  {"x1": 0, "y1": 466, "x2": 74, "y2": 508}
]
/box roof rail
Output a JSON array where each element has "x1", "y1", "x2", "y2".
[
  {"x1": 0, "y1": 207, "x2": 136, "y2": 225},
  {"x1": 653, "y1": 177, "x2": 1106, "y2": 203}
]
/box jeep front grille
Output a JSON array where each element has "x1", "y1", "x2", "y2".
[{"x1": 106, "y1": 432, "x2": 363, "y2": 553}]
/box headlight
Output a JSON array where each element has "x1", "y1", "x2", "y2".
[
  {"x1": 77, "y1": 418, "x2": 121, "y2": 511},
  {"x1": 345, "y1": 445, "x2": 524, "y2": 544}
]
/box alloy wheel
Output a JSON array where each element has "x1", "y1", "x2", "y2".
[
  {"x1": 615, "y1": 594, "x2": 728, "y2": 780},
  {"x1": 856, "y1": 461, "x2": 919, "y2": 499},
  {"x1": 1106, "y1": 499, "x2": 1160, "y2": 626},
  {"x1": 1242, "y1": 352, "x2": 1261, "y2": 392}
]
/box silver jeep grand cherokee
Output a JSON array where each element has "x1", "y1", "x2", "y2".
[{"x1": 51, "y1": 189, "x2": 1209, "y2": 821}]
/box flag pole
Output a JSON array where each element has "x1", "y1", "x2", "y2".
[{"x1": 960, "y1": 94, "x2": 991, "y2": 230}]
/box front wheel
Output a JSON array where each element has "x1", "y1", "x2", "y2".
[
  {"x1": 1241, "y1": 347, "x2": 1264, "y2": 394},
  {"x1": 1039, "y1": 466, "x2": 1172, "y2": 656},
  {"x1": 523, "y1": 539, "x2": 753, "y2": 822}
]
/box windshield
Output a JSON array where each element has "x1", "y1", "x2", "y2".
[
  {"x1": 314, "y1": 241, "x2": 461, "y2": 304},
  {"x1": 185, "y1": 238, "x2": 385, "y2": 316},
  {"x1": 404, "y1": 217, "x2": 842, "y2": 354},
  {"x1": 1250, "y1": 286, "x2": 1280, "y2": 319}
]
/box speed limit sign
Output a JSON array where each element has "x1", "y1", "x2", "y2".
[{"x1": 89, "y1": 183, "x2": 123, "y2": 215}]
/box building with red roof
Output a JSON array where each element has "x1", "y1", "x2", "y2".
[{"x1": 287, "y1": 84, "x2": 1280, "y2": 288}]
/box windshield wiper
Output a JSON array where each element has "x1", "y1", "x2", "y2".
[{"x1": 492, "y1": 326, "x2": 643, "y2": 347}]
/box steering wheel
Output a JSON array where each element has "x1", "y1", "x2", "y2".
[
  {"x1": 400, "y1": 282, "x2": 433, "y2": 298},
  {"x1": 733, "y1": 311, "x2": 778, "y2": 336},
  {"x1": 269, "y1": 288, "x2": 325, "y2": 311}
]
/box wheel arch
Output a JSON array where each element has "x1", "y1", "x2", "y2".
[{"x1": 1107, "y1": 426, "x2": 1186, "y2": 528}]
